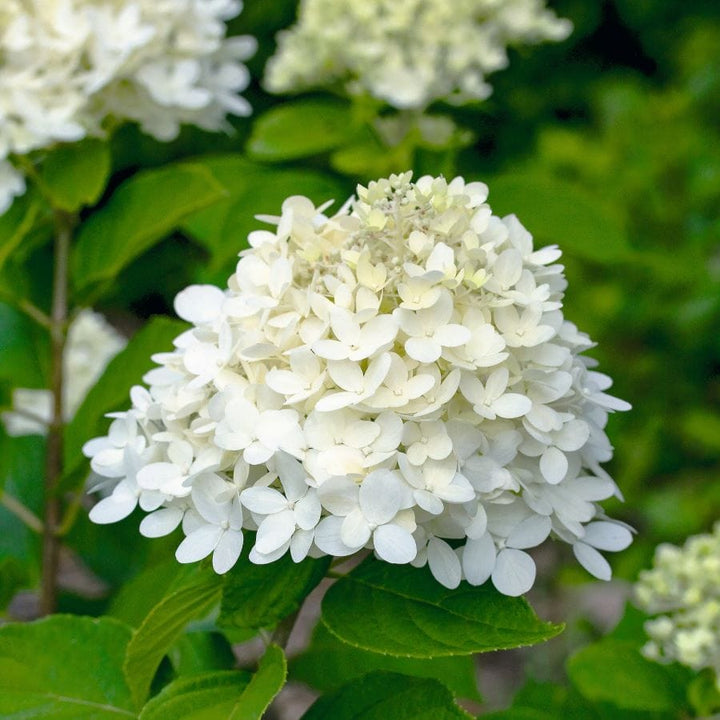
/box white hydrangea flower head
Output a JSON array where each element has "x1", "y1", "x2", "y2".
[
  {"x1": 2, "y1": 309, "x2": 126, "y2": 436},
  {"x1": 635, "y1": 524, "x2": 720, "y2": 687},
  {"x1": 0, "y1": 0, "x2": 256, "y2": 213},
  {"x1": 264, "y1": 0, "x2": 571, "y2": 110},
  {"x1": 86, "y1": 171, "x2": 631, "y2": 596}
]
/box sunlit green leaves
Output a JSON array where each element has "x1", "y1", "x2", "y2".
[
  {"x1": 0, "y1": 615, "x2": 135, "y2": 719},
  {"x1": 247, "y1": 99, "x2": 360, "y2": 161},
  {"x1": 38, "y1": 138, "x2": 111, "y2": 212},
  {"x1": 138, "y1": 671, "x2": 252, "y2": 720},
  {"x1": 229, "y1": 644, "x2": 287, "y2": 720},
  {"x1": 124, "y1": 567, "x2": 224, "y2": 708},
  {"x1": 301, "y1": 671, "x2": 472, "y2": 720},
  {"x1": 0, "y1": 191, "x2": 47, "y2": 274},
  {"x1": 72, "y1": 163, "x2": 226, "y2": 296},
  {"x1": 321, "y1": 558, "x2": 562, "y2": 657},
  {"x1": 219, "y1": 552, "x2": 330, "y2": 634}
]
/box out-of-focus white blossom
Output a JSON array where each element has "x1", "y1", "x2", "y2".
[
  {"x1": 86, "y1": 172, "x2": 631, "y2": 596},
  {"x1": 264, "y1": 0, "x2": 571, "y2": 109},
  {"x1": 0, "y1": 0, "x2": 256, "y2": 213},
  {"x1": 2, "y1": 309, "x2": 126, "y2": 435},
  {"x1": 635, "y1": 524, "x2": 720, "y2": 687}
]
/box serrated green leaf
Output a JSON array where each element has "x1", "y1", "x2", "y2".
[
  {"x1": 138, "y1": 671, "x2": 251, "y2": 720},
  {"x1": 229, "y1": 645, "x2": 287, "y2": 720},
  {"x1": 63, "y1": 316, "x2": 186, "y2": 479},
  {"x1": 567, "y1": 639, "x2": 690, "y2": 712},
  {"x1": 182, "y1": 155, "x2": 348, "y2": 279},
  {"x1": 0, "y1": 615, "x2": 135, "y2": 719},
  {"x1": 124, "y1": 567, "x2": 224, "y2": 708},
  {"x1": 72, "y1": 163, "x2": 226, "y2": 295},
  {"x1": 247, "y1": 100, "x2": 359, "y2": 161},
  {"x1": 108, "y1": 561, "x2": 183, "y2": 629},
  {"x1": 292, "y1": 623, "x2": 481, "y2": 701},
  {"x1": 486, "y1": 173, "x2": 630, "y2": 263},
  {"x1": 301, "y1": 671, "x2": 472, "y2": 720},
  {"x1": 39, "y1": 138, "x2": 111, "y2": 212},
  {"x1": 321, "y1": 558, "x2": 562, "y2": 658},
  {"x1": 219, "y1": 552, "x2": 330, "y2": 634}
]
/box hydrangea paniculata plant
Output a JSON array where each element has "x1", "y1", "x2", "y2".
[
  {"x1": 264, "y1": 0, "x2": 572, "y2": 110},
  {"x1": 86, "y1": 172, "x2": 631, "y2": 596},
  {"x1": 635, "y1": 524, "x2": 720, "y2": 686},
  {"x1": 0, "y1": 0, "x2": 256, "y2": 212}
]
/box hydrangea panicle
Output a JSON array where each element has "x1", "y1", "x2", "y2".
[
  {"x1": 0, "y1": 0, "x2": 256, "y2": 212},
  {"x1": 86, "y1": 172, "x2": 631, "y2": 596},
  {"x1": 264, "y1": 0, "x2": 572, "y2": 109},
  {"x1": 635, "y1": 524, "x2": 720, "y2": 687}
]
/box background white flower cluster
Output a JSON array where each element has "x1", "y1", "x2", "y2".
[
  {"x1": 86, "y1": 172, "x2": 631, "y2": 596},
  {"x1": 2, "y1": 309, "x2": 126, "y2": 436},
  {"x1": 0, "y1": 0, "x2": 256, "y2": 213},
  {"x1": 264, "y1": 0, "x2": 571, "y2": 110},
  {"x1": 635, "y1": 524, "x2": 720, "y2": 686}
]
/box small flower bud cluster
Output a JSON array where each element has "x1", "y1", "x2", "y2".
[
  {"x1": 2, "y1": 309, "x2": 126, "y2": 436},
  {"x1": 86, "y1": 172, "x2": 630, "y2": 596},
  {"x1": 635, "y1": 524, "x2": 720, "y2": 686},
  {"x1": 264, "y1": 0, "x2": 571, "y2": 110},
  {"x1": 0, "y1": 0, "x2": 256, "y2": 212}
]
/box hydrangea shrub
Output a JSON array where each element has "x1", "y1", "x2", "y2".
[
  {"x1": 86, "y1": 172, "x2": 631, "y2": 597},
  {"x1": 0, "y1": 0, "x2": 256, "y2": 211}
]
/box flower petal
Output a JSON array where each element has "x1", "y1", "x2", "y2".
[
  {"x1": 175, "y1": 525, "x2": 223, "y2": 564},
  {"x1": 573, "y1": 541, "x2": 612, "y2": 581},
  {"x1": 492, "y1": 548, "x2": 536, "y2": 596},
  {"x1": 427, "y1": 537, "x2": 461, "y2": 588},
  {"x1": 373, "y1": 524, "x2": 417, "y2": 564}
]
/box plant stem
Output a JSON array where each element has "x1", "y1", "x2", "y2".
[
  {"x1": 1, "y1": 491, "x2": 44, "y2": 534},
  {"x1": 269, "y1": 609, "x2": 301, "y2": 651},
  {"x1": 39, "y1": 209, "x2": 73, "y2": 616}
]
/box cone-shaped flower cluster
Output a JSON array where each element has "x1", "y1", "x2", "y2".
[
  {"x1": 86, "y1": 172, "x2": 631, "y2": 596},
  {"x1": 636, "y1": 524, "x2": 720, "y2": 686},
  {"x1": 0, "y1": 0, "x2": 256, "y2": 212},
  {"x1": 265, "y1": 0, "x2": 571, "y2": 109}
]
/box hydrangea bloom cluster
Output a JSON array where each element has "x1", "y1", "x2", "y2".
[
  {"x1": 264, "y1": 0, "x2": 571, "y2": 110},
  {"x1": 0, "y1": 0, "x2": 256, "y2": 212},
  {"x1": 635, "y1": 524, "x2": 720, "y2": 686},
  {"x1": 2, "y1": 309, "x2": 126, "y2": 436},
  {"x1": 86, "y1": 172, "x2": 631, "y2": 596}
]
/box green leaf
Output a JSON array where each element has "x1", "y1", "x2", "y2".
[
  {"x1": 219, "y1": 552, "x2": 330, "y2": 634},
  {"x1": 0, "y1": 615, "x2": 135, "y2": 718},
  {"x1": 321, "y1": 558, "x2": 562, "y2": 658},
  {"x1": 168, "y1": 632, "x2": 236, "y2": 677},
  {"x1": 108, "y1": 561, "x2": 184, "y2": 629},
  {"x1": 566, "y1": 639, "x2": 690, "y2": 712},
  {"x1": 63, "y1": 316, "x2": 186, "y2": 479},
  {"x1": 486, "y1": 172, "x2": 630, "y2": 263},
  {"x1": 0, "y1": 190, "x2": 45, "y2": 273},
  {"x1": 138, "y1": 671, "x2": 251, "y2": 720},
  {"x1": 124, "y1": 567, "x2": 224, "y2": 708},
  {"x1": 72, "y1": 163, "x2": 226, "y2": 295},
  {"x1": 229, "y1": 644, "x2": 287, "y2": 720},
  {"x1": 292, "y1": 623, "x2": 481, "y2": 701},
  {"x1": 301, "y1": 671, "x2": 472, "y2": 720},
  {"x1": 688, "y1": 669, "x2": 720, "y2": 716},
  {"x1": 39, "y1": 138, "x2": 111, "y2": 211},
  {"x1": 0, "y1": 301, "x2": 49, "y2": 388},
  {"x1": 0, "y1": 556, "x2": 27, "y2": 612},
  {"x1": 247, "y1": 100, "x2": 359, "y2": 161},
  {"x1": 182, "y1": 155, "x2": 348, "y2": 278}
]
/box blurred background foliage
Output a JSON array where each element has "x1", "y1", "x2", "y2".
[{"x1": 0, "y1": 0, "x2": 719, "y2": 713}]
